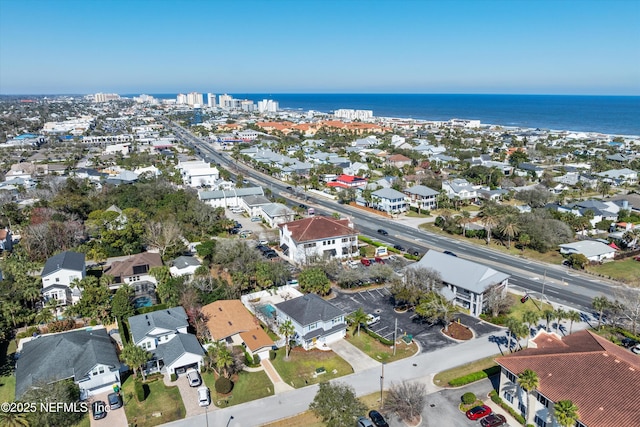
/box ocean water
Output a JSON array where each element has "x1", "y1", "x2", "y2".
[{"x1": 141, "y1": 93, "x2": 640, "y2": 136}]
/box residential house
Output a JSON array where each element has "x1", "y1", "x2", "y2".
[
  {"x1": 169, "y1": 256, "x2": 201, "y2": 278},
  {"x1": 369, "y1": 188, "x2": 408, "y2": 214},
  {"x1": 404, "y1": 185, "x2": 439, "y2": 211},
  {"x1": 343, "y1": 161, "x2": 369, "y2": 177},
  {"x1": 128, "y1": 306, "x2": 204, "y2": 375},
  {"x1": 198, "y1": 187, "x2": 265, "y2": 209},
  {"x1": 41, "y1": 251, "x2": 86, "y2": 306},
  {"x1": 405, "y1": 251, "x2": 510, "y2": 317},
  {"x1": 177, "y1": 159, "x2": 219, "y2": 188},
  {"x1": 104, "y1": 252, "x2": 163, "y2": 292},
  {"x1": 516, "y1": 163, "x2": 544, "y2": 178},
  {"x1": 201, "y1": 300, "x2": 274, "y2": 360},
  {"x1": 240, "y1": 194, "x2": 272, "y2": 218},
  {"x1": 558, "y1": 240, "x2": 617, "y2": 262},
  {"x1": 441, "y1": 178, "x2": 478, "y2": 202},
  {"x1": 495, "y1": 329, "x2": 640, "y2": 427},
  {"x1": 278, "y1": 216, "x2": 358, "y2": 265},
  {"x1": 15, "y1": 327, "x2": 123, "y2": 400},
  {"x1": 326, "y1": 174, "x2": 368, "y2": 190},
  {"x1": 274, "y1": 293, "x2": 347, "y2": 350},
  {"x1": 596, "y1": 168, "x2": 638, "y2": 186},
  {"x1": 386, "y1": 154, "x2": 412, "y2": 168},
  {"x1": 261, "y1": 203, "x2": 296, "y2": 228}
]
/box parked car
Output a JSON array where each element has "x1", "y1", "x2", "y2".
[
  {"x1": 443, "y1": 250, "x2": 457, "y2": 257},
  {"x1": 107, "y1": 392, "x2": 122, "y2": 410},
  {"x1": 251, "y1": 216, "x2": 262, "y2": 222},
  {"x1": 361, "y1": 258, "x2": 371, "y2": 266},
  {"x1": 186, "y1": 368, "x2": 202, "y2": 387},
  {"x1": 366, "y1": 314, "x2": 380, "y2": 326},
  {"x1": 92, "y1": 401, "x2": 107, "y2": 420},
  {"x1": 377, "y1": 229, "x2": 388, "y2": 236},
  {"x1": 466, "y1": 405, "x2": 492, "y2": 420},
  {"x1": 480, "y1": 413, "x2": 507, "y2": 427},
  {"x1": 265, "y1": 252, "x2": 279, "y2": 260},
  {"x1": 622, "y1": 337, "x2": 638, "y2": 348},
  {"x1": 374, "y1": 257, "x2": 384, "y2": 264},
  {"x1": 197, "y1": 386, "x2": 211, "y2": 407},
  {"x1": 368, "y1": 410, "x2": 389, "y2": 427},
  {"x1": 631, "y1": 344, "x2": 640, "y2": 354},
  {"x1": 356, "y1": 416, "x2": 374, "y2": 427},
  {"x1": 347, "y1": 260, "x2": 360, "y2": 269},
  {"x1": 393, "y1": 244, "x2": 405, "y2": 252}
]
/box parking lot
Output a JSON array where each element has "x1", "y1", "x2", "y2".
[{"x1": 330, "y1": 287, "x2": 503, "y2": 353}]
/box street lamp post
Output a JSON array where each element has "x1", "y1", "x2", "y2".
[{"x1": 380, "y1": 363, "x2": 385, "y2": 406}]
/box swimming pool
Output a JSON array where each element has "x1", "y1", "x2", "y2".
[
  {"x1": 133, "y1": 296, "x2": 152, "y2": 309},
  {"x1": 259, "y1": 304, "x2": 276, "y2": 318}
]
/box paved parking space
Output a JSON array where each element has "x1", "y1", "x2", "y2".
[
  {"x1": 90, "y1": 391, "x2": 127, "y2": 427},
  {"x1": 168, "y1": 373, "x2": 209, "y2": 418},
  {"x1": 331, "y1": 288, "x2": 503, "y2": 353}
]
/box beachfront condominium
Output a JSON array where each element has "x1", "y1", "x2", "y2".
[
  {"x1": 258, "y1": 99, "x2": 279, "y2": 113},
  {"x1": 94, "y1": 93, "x2": 120, "y2": 102},
  {"x1": 207, "y1": 93, "x2": 216, "y2": 108},
  {"x1": 187, "y1": 92, "x2": 204, "y2": 107}
]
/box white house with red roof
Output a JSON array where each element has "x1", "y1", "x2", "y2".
[
  {"x1": 278, "y1": 216, "x2": 359, "y2": 265},
  {"x1": 326, "y1": 174, "x2": 368, "y2": 190}
]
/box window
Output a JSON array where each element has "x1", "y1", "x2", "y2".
[
  {"x1": 503, "y1": 391, "x2": 514, "y2": 404},
  {"x1": 55, "y1": 277, "x2": 60, "y2": 282},
  {"x1": 342, "y1": 238, "x2": 348, "y2": 242},
  {"x1": 505, "y1": 370, "x2": 517, "y2": 383},
  {"x1": 536, "y1": 393, "x2": 549, "y2": 408},
  {"x1": 534, "y1": 415, "x2": 547, "y2": 427},
  {"x1": 92, "y1": 366, "x2": 105, "y2": 376}
]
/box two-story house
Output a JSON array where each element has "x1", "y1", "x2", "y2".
[
  {"x1": 15, "y1": 327, "x2": 123, "y2": 400},
  {"x1": 274, "y1": 293, "x2": 347, "y2": 350},
  {"x1": 404, "y1": 185, "x2": 439, "y2": 212},
  {"x1": 41, "y1": 251, "x2": 86, "y2": 306},
  {"x1": 369, "y1": 188, "x2": 408, "y2": 214},
  {"x1": 405, "y1": 251, "x2": 510, "y2": 317},
  {"x1": 104, "y1": 252, "x2": 163, "y2": 293},
  {"x1": 128, "y1": 306, "x2": 204, "y2": 376},
  {"x1": 441, "y1": 178, "x2": 479, "y2": 202},
  {"x1": 278, "y1": 216, "x2": 358, "y2": 265}
]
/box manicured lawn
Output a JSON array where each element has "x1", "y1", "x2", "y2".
[
  {"x1": 346, "y1": 326, "x2": 418, "y2": 363},
  {"x1": 203, "y1": 370, "x2": 274, "y2": 408},
  {"x1": 121, "y1": 374, "x2": 185, "y2": 427},
  {"x1": 405, "y1": 211, "x2": 432, "y2": 218},
  {"x1": 587, "y1": 258, "x2": 640, "y2": 284},
  {"x1": 505, "y1": 293, "x2": 554, "y2": 322},
  {"x1": 270, "y1": 347, "x2": 353, "y2": 388},
  {"x1": 0, "y1": 340, "x2": 17, "y2": 403},
  {"x1": 432, "y1": 356, "x2": 499, "y2": 387}
]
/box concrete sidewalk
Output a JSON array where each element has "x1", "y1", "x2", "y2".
[{"x1": 260, "y1": 359, "x2": 294, "y2": 394}]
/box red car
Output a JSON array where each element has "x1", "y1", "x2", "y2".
[
  {"x1": 361, "y1": 258, "x2": 371, "y2": 266},
  {"x1": 466, "y1": 405, "x2": 492, "y2": 420},
  {"x1": 374, "y1": 257, "x2": 385, "y2": 264},
  {"x1": 480, "y1": 414, "x2": 507, "y2": 427}
]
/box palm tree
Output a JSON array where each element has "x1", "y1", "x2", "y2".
[
  {"x1": 505, "y1": 318, "x2": 524, "y2": 352},
  {"x1": 597, "y1": 181, "x2": 611, "y2": 197},
  {"x1": 457, "y1": 210, "x2": 471, "y2": 237},
  {"x1": 518, "y1": 233, "x2": 531, "y2": 253},
  {"x1": 554, "y1": 308, "x2": 567, "y2": 333},
  {"x1": 592, "y1": 296, "x2": 610, "y2": 329},
  {"x1": 542, "y1": 309, "x2": 555, "y2": 332},
  {"x1": 554, "y1": 400, "x2": 579, "y2": 427},
  {"x1": 215, "y1": 345, "x2": 234, "y2": 378},
  {"x1": 348, "y1": 308, "x2": 369, "y2": 336},
  {"x1": 565, "y1": 310, "x2": 581, "y2": 334},
  {"x1": 279, "y1": 319, "x2": 295, "y2": 360},
  {"x1": 479, "y1": 202, "x2": 501, "y2": 245},
  {"x1": 499, "y1": 215, "x2": 520, "y2": 248},
  {"x1": 0, "y1": 411, "x2": 30, "y2": 427},
  {"x1": 522, "y1": 310, "x2": 540, "y2": 337},
  {"x1": 517, "y1": 368, "x2": 540, "y2": 425},
  {"x1": 120, "y1": 344, "x2": 152, "y2": 381}
]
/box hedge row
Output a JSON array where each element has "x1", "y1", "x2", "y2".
[
  {"x1": 358, "y1": 236, "x2": 402, "y2": 253},
  {"x1": 365, "y1": 327, "x2": 394, "y2": 346},
  {"x1": 489, "y1": 390, "x2": 529, "y2": 426},
  {"x1": 448, "y1": 366, "x2": 500, "y2": 387}
]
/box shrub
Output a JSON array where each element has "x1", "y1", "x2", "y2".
[
  {"x1": 170, "y1": 373, "x2": 177, "y2": 382},
  {"x1": 89, "y1": 319, "x2": 98, "y2": 326},
  {"x1": 365, "y1": 327, "x2": 394, "y2": 345},
  {"x1": 489, "y1": 390, "x2": 525, "y2": 424},
  {"x1": 461, "y1": 392, "x2": 476, "y2": 404},
  {"x1": 215, "y1": 376, "x2": 233, "y2": 394},
  {"x1": 16, "y1": 326, "x2": 39, "y2": 339},
  {"x1": 269, "y1": 350, "x2": 277, "y2": 360},
  {"x1": 253, "y1": 354, "x2": 261, "y2": 365},
  {"x1": 449, "y1": 366, "x2": 501, "y2": 387},
  {"x1": 134, "y1": 380, "x2": 145, "y2": 402}
]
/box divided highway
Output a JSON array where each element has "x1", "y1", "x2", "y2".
[{"x1": 169, "y1": 122, "x2": 621, "y2": 312}]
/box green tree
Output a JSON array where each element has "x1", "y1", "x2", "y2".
[
  {"x1": 554, "y1": 400, "x2": 579, "y2": 427},
  {"x1": 279, "y1": 319, "x2": 295, "y2": 360},
  {"x1": 542, "y1": 309, "x2": 555, "y2": 332},
  {"x1": 111, "y1": 284, "x2": 135, "y2": 321},
  {"x1": 554, "y1": 308, "x2": 567, "y2": 332},
  {"x1": 0, "y1": 411, "x2": 30, "y2": 427},
  {"x1": 518, "y1": 233, "x2": 531, "y2": 252},
  {"x1": 22, "y1": 379, "x2": 83, "y2": 427},
  {"x1": 567, "y1": 253, "x2": 588, "y2": 270},
  {"x1": 67, "y1": 276, "x2": 113, "y2": 324},
  {"x1": 478, "y1": 201, "x2": 501, "y2": 245},
  {"x1": 298, "y1": 267, "x2": 331, "y2": 296},
  {"x1": 565, "y1": 310, "x2": 581, "y2": 334},
  {"x1": 120, "y1": 344, "x2": 152, "y2": 381},
  {"x1": 499, "y1": 215, "x2": 520, "y2": 248},
  {"x1": 517, "y1": 368, "x2": 540, "y2": 425},
  {"x1": 592, "y1": 296, "x2": 610, "y2": 329},
  {"x1": 348, "y1": 308, "x2": 369, "y2": 336},
  {"x1": 214, "y1": 345, "x2": 234, "y2": 378},
  {"x1": 522, "y1": 310, "x2": 540, "y2": 337},
  {"x1": 415, "y1": 291, "x2": 457, "y2": 332},
  {"x1": 309, "y1": 381, "x2": 367, "y2": 427}
]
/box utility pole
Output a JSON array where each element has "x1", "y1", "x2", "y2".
[
  {"x1": 541, "y1": 269, "x2": 547, "y2": 301},
  {"x1": 380, "y1": 363, "x2": 385, "y2": 406},
  {"x1": 393, "y1": 318, "x2": 398, "y2": 356}
]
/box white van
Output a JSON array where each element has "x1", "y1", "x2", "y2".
[{"x1": 197, "y1": 386, "x2": 210, "y2": 407}]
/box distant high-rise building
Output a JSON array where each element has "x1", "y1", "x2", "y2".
[
  {"x1": 94, "y1": 93, "x2": 120, "y2": 102},
  {"x1": 207, "y1": 93, "x2": 216, "y2": 108},
  {"x1": 257, "y1": 99, "x2": 279, "y2": 113},
  {"x1": 334, "y1": 109, "x2": 373, "y2": 121},
  {"x1": 187, "y1": 92, "x2": 204, "y2": 107},
  {"x1": 218, "y1": 94, "x2": 233, "y2": 109},
  {"x1": 176, "y1": 93, "x2": 188, "y2": 105},
  {"x1": 133, "y1": 94, "x2": 158, "y2": 104}
]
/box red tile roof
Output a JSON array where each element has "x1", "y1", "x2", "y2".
[
  {"x1": 496, "y1": 330, "x2": 640, "y2": 427},
  {"x1": 279, "y1": 216, "x2": 357, "y2": 243}
]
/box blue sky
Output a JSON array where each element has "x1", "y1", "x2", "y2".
[{"x1": 1, "y1": 0, "x2": 639, "y2": 95}]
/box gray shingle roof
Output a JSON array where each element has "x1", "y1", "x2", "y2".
[
  {"x1": 407, "y1": 251, "x2": 510, "y2": 294},
  {"x1": 275, "y1": 293, "x2": 345, "y2": 327},
  {"x1": 372, "y1": 187, "x2": 406, "y2": 200},
  {"x1": 405, "y1": 185, "x2": 439, "y2": 197},
  {"x1": 128, "y1": 306, "x2": 188, "y2": 344},
  {"x1": 41, "y1": 251, "x2": 85, "y2": 277},
  {"x1": 261, "y1": 203, "x2": 294, "y2": 217},
  {"x1": 15, "y1": 328, "x2": 120, "y2": 399},
  {"x1": 153, "y1": 334, "x2": 204, "y2": 367},
  {"x1": 558, "y1": 241, "x2": 617, "y2": 258},
  {"x1": 172, "y1": 256, "x2": 201, "y2": 269}
]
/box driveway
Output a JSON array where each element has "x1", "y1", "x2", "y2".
[
  {"x1": 330, "y1": 288, "x2": 503, "y2": 353},
  {"x1": 166, "y1": 373, "x2": 210, "y2": 418},
  {"x1": 90, "y1": 391, "x2": 127, "y2": 427},
  {"x1": 330, "y1": 339, "x2": 381, "y2": 372}
]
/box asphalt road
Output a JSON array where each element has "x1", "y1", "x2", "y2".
[{"x1": 169, "y1": 123, "x2": 622, "y2": 313}]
